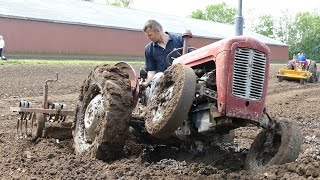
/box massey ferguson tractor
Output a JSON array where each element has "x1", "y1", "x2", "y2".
[{"x1": 73, "y1": 35, "x2": 302, "y2": 169}]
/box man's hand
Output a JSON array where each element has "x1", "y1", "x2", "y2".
[
  {"x1": 139, "y1": 71, "x2": 155, "y2": 90},
  {"x1": 139, "y1": 81, "x2": 149, "y2": 90}
]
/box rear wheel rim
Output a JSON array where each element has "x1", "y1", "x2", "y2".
[
  {"x1": 31, "y1": 113, "x2": 45, "y2": 140},
  {"x1": 83, "y1": 94, "x2": 104, "y2": 146}
]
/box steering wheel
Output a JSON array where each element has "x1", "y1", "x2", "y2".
[{"x1": 166, "y1": 47, "x2": 197, "y2": 65}]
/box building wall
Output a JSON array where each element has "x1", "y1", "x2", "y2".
[
  {"x1": 268, "y1": 45, "x2": 289, "y2": 62},
  {"x1": 0, "y1": 17, "x2": 149, "y2": 56},
  {"x1": 0, "y1": 17, "x2": 288, "y2": 61}
]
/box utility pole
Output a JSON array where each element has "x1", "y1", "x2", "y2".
[{"x1": 235, "y1": 0, "x2": 244, "y2": 36}]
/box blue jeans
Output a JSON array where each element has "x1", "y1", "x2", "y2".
[{"x1": 147, "y1": 72, "x2": 164, "y2": 101}]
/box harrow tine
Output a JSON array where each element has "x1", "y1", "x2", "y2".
[
  {"x1": 27, "y1": 112, "x2": 34, "y2": 137},
  {"x1": 18, "y1": 113, "x2": 25, "y2": 139},
  {"x1": 16, "y1": 118, "x2": 21, "y2": 139},
  {"x1": 24, "y1": 115, "x2": 27, "y2": 138},
  {"x1": 30, "y1": 113, "x2": 34, "y2": 138},
  {"x1": 16, "y1": 112, "x2": 34, "y2": 139}
]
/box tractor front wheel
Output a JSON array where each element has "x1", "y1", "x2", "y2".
[
  {"x1": 145, "y1": 64, "x2": 197, "y2": 139},
  {"x1": 245, "y1": 120, "x2": 302, "y2": 169}
]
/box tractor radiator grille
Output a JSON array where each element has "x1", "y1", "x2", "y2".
[{"x1": 232, "y1": 48, "x2": 267, "y2": 100}]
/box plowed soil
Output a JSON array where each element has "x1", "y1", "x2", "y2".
[{"x1": 0, "y1": 63, "x2": 319, "y2": 179}]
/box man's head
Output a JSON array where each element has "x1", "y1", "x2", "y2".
[{"x1": 143, "y1": 19, "x2": 163, "y2": 43}]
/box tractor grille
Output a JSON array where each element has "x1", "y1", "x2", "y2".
[{"x1": 232, "y1": 48, "x2": 267, "y2": 100}]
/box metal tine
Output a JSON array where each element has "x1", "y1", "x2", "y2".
[
  {"x1": 30, "y1": 112, "x2": 35, "y2": 138},
  {"x1": 17, "y1": 118, "x2": 24, "y2": 139},
  {"x1": 26, "y1": 112, "x2": 34, "y2": 137},
  {"x1": 16, "y1": 118, "x2": 21, "y2": 139}
]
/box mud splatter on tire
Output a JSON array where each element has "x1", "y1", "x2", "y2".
[{"x1": 145, "y1": 64, "x2": 196, "y2": 139}]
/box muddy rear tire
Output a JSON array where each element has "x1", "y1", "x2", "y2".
[
  {"x1": 308, "y1": 61, "x2": 317, "y2": 83},
  {"x1": 73, "y1": 64, "x2": 133, "y2": 161},
  {"x1": 245, "y1": 120, "x2": 302, "y2": 169},
  {"x1": 145, "y1": 64, "x2": 196, "y2": 139},
  {"x1": 31, "y1": 113, "x2": 45, "y2": 140}
]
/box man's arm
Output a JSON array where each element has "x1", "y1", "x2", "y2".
[{"x1": 141, "y1": 43, "x2": 157, "y2": 88}]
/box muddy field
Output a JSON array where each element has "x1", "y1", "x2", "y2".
[{"x1": 0, "y1": 63, "x2": 319, "y2": 179}]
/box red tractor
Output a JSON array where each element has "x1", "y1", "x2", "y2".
[{"x1": 73, "y1": 35, "x2": 302, "y2": 169}]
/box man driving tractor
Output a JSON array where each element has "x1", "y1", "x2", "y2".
[
  {"x1": 140, "y1": 19, "x2": 184, "y2": 98},
  {"x1": 298, "y1": 52, "x2": 307, "y2": 70}
]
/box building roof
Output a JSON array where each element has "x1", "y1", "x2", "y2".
[{"x1": 0, "y1": 0, "x2": 287, "y2": 46}]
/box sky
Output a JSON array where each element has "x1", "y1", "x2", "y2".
[
  {"x1": 95, "y1": 0, "x2": 320, "y2": 17},
  {"x1": 94, "y1": 0, "x2": 320, "y2": 30}
]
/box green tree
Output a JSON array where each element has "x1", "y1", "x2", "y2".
[
  {"x1": 254, "y1": 15, "x2": 275, "y2": 38},
  {"x1": 107, "y1": 0, "x2": 133, "y2": 7},
  {"x1": 274, "y1": 10, "x2": 294, "y2": 44},
  {"x1": 190, "y1": 2, "x2": 236, "y2": 24},
  {"x1": 293, "y1": 12, "x2": 320, "y2": 60},
  {"x1": 191, "y1": 9, "x2": 206, "y2": 20},
  {"x1": 249, "y1": 10, "x2": 320, "y2": 62},
  {"x1": 82, "y1": 0, "x2": 133, "y2": 7}
]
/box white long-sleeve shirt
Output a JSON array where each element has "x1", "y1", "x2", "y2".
[{"x1": 0, "y1": 39, "x2": 5, "y2": 48}]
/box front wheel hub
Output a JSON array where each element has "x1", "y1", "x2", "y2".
[{"x1": 150, "y1": 85, "x2": 174, "y2": 124}]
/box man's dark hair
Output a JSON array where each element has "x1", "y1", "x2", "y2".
[{"x1": 143, "y1": 19, "x2": 163, "y2": 32}]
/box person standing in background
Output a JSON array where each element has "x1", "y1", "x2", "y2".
[{"x1": 0, "y1": 35, "x2": 7, "y2": 60}]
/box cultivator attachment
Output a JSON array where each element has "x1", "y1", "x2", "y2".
[
  {"x1": 277, "y1": 69, "x2": 312, "y2": 84},
  {"x1": 11, "y1": 100, "x2": 74, "y2": 140},
  {"x1": 16, "y1": 100, "x2": 32, "y2": 138},
  {"x1": 10, "y1": 73, "x2": 75, "y2": 140}
]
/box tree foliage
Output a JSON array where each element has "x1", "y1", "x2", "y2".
[
  {"x1": 254, "y1": 11, "x2": 320, "y2": 61},
  {"x1": 190, "y1": 3, "x2": 320, "y2": 61},
  {"x1": 82, "y1": 0, "x2": 133, "y2": 7},
  {"x1": 254, "y1": 15, "x2": 275, "y2": 38},
  {"x1": 107, "y1": 0, "x2": 133, "y2": 7},
  {"x1": 190, "y1": 2, "x2": 236, "y2": 24},
  {"x1": 291, "y1": 12, "x2": 320, "y2": 60}
]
